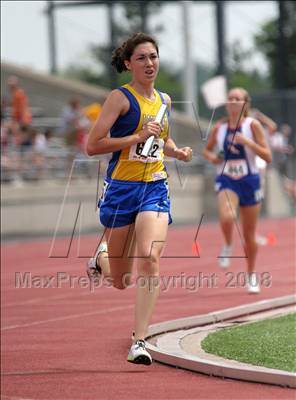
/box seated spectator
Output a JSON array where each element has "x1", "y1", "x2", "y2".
[{"x1": 19, "y1": 125, "x2": 34, "y2": 152}]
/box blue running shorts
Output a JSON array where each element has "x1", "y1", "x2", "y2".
[
  {"x1": 99, "y1": 178, "x2": 172, "y2": 228},
  {"x1": 215, "y1": 174, "x2": 262, "y2": 206}
]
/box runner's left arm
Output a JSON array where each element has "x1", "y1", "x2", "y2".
[
  {"x1": 162, "y1": 94, "x2": 192, "y2": 162},
  {"x1": 233, "y1": 119, "x2": 272, "y2": 163}
]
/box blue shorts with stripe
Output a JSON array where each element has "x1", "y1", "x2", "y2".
[
  {"x1": 215, "y1": 174, "x2": 262, "y2": 206},
  {"x1": 99, "y1": 178, "x2": 172, "y2": 228}
]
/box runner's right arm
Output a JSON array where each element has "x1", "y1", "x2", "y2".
[
  {"x1": 86, "y1": 90, "x2": 161, "y2": 156},
  {"x1": 203, "y1": 123, "x2": 223, "y2": 164}
]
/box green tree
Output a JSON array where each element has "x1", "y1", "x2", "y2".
[
  {"x1": 61, "y1": 1, "x2": 183, "y2": 107},
  {"x1": 227, "y1": 40, "x2": 271, "y2": 92},
  {"x1": 254, "y1": 1, "x2": 296, "y2": 88},
  {"x1": 63, "y1": 61, "x2": 183, "y2": 110},
  {"x1": 87, "y1": 1, "x2": 163, "y2": 88}
]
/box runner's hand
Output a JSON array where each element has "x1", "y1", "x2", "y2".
[
  {"x1": 174, "y1": 147, "x2": 193, "y2": 162},
  {"x1": 210, "y1": 154, "x2": 224, "y2": 164},
  {"x1": 232, "y1": 134, "x2": 250, "y2": 146},
  {"x1": 135, "y1": 122, "x2": 161, "y2": 143}
]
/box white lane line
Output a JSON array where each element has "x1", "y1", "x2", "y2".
[
  {"x1": 1, "y1": 295, "x2": 186, "y2": 332},
  {"x1": 1, "y1": 396, "x2": 36, "y2": 400},
  {"x1": 2, "y1": 369, "x2": 78, "y2": 376},
  {"x1": 2, "y1": 277, "x2": 184, "y2": 308},
  {"x1": 4, "y1": 259, "x2": 295, "y2": 306},
  {"x1": 1, "y1": 304, "x2": 134, "y2": 331},
  {"x1": 2, "y1": 291, "x2": 91, "y2": 308},
  {"x1": 2, "y1": 396, "x2": 65, "y2": 400}
]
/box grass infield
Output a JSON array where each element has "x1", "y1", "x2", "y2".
[{"x1": 201, "y1": 313, "x2": 296, "y2": 372}]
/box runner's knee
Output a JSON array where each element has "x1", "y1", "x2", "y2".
[
  {"x1": 137, "y1": 254, "x2": 159, "y2": 276},
  {"x1": 220, "y1": 211, "x2": 235, "y2": 225},
  {"x1": 244, "y1": 234, "x2": 257, "y2": 247}
]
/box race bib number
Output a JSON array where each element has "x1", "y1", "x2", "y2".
[
  {"x1": 129, "y1": 138, "x2": 164, "y2": 163},
  {"x1": 224, "y1": 159, "x2": 248, "y2": 179}
]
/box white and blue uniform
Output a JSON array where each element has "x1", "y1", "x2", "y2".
[{"x1": 215, "y1": 117, "x2": 262, "y2": 206}]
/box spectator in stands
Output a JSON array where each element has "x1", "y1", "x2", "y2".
[
  {"x1": 60, "y1": 97, "x2": 90, "y2": 149},
  {"x1": 1, "y1": 96, "x2": 9, "y2": 122},
  {"x1": 5, "y1": 76, "x2": 33, "y2": 182},
  {"x1": 7, "y1": 75, "x2": 32, "y2": 127},
  {"x1": 1, "y1": 117, "x2": 10, "y2": 159},
  {"x1": 29, "y1": 128, "x2": 48, "y2": 180},
  {"x1": 19, "y1": 125, "x2": 34, "y2": 153},
  {"x1": 82, "y1": 101, "x2": 107, "y2": 175},
  {"x1": 1, "y1": 96, "x2": 10, "y2": 151},
  {"x1": 284, "y1": 177, "x2": 296, "y2": 201},
  {"x1": 60, "y1": 97, "x2": 91, "y2": 175},
  {"x1": 270, "y1": 123, "x2": 294, "y2": 177},
  {"x1": 32, "y1": 128, "x2": 65, "y2": 180},
  {"x1": 83, "y1": 102, "x2": 103, "y2": 126}
]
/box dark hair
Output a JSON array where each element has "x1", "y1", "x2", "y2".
[{"x1": 111, "y1": 32, "x2": 159, "y2": 73}]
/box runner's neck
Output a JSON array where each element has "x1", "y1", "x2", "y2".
[
  {"x1": 228, "y1": 116, "x2": 246, "y2": 130},
  {"x1": 128, "y1": 81, "x2": 155, "y2": 101}
]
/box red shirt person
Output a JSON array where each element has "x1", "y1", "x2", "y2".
[{"x1": 7, "y1": 75, "x2": 32, "y2": 126}]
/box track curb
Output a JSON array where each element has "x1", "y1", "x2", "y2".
[{"x1": 146, "y1": 295, "x2": 296, "y2": 388}]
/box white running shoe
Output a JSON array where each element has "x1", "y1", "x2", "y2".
[
  {"x1": 86, "y1": 242, "x2": 108, "y2": 280},
  {"x1": 247, "y1": 273, "x2": 261, "y2": 294},
  {"x1": 218, "y1": 245, "x2": 232, "y2": 269},
  {"x1": 127, "y1": 340, "x2": 152, "y2": 366},
  {"x1": 256, "y1": 234, "x2": 268, "y2": 246}
]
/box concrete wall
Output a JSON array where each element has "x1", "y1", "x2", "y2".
[
  {"x1": 2, "y1": 172, "x2": 210, "y2": 239},
  {"x1": 2, "y1": 167, "x2": 293, "y2": 240}
]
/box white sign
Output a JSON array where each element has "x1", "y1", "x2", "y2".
[{"x1": 201, "y1": 75, "x2": 227, "y2": 109}]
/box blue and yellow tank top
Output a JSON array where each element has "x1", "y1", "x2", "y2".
[{"x1": 106, "y1": 84, "x2": 170, "y2": 182}]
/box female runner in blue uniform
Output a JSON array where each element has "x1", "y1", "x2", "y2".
[
  {"x1": 86, "y1": 32, "x2": 192, "y2": 365},
  {"x1": 203, "y1": 87, "x2": 272, "y2": 294}
]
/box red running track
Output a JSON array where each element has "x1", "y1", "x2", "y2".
[{"x1": 1, "y1": 217, "x2": 295, "y2": 400}]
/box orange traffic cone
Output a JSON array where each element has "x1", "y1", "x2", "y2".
[{"x1": 267, "y1": 232, "x2": 277, "y2": 245}]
